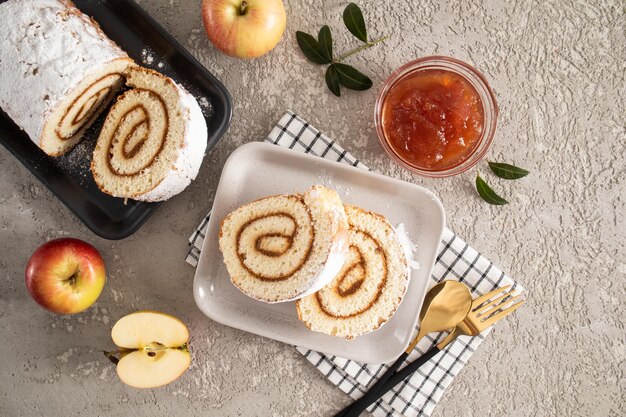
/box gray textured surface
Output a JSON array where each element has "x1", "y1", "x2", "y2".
[{"x1": 0, "y1": 0, "x2": 624, "y2": 416}]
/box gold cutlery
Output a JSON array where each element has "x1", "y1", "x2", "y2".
[
  {"x1": 335, "y1": 281, "x2": 472, "y2": 417},
  {"x1": 340, "y1": 285, "x2": 524, "y2": 416}
]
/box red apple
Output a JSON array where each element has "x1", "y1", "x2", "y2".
[
  {"x1": 25, "y1": 238, "x2": 106, "y2": 314},
  {"x1": 202, "y1": 0, "x2": 286, "y2": 58}
]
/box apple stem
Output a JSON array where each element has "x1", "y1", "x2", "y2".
[
  {"x1": 240, "y1": 1, "x2": 248, "y2": 15},
  {"x1": 333, "y1": 36, "x2": 390, "y2": 63},
  {"x1": 103, "y1": 350, "x2": 120, "y2": 365}
]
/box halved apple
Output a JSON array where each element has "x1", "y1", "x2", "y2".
[{"x1": 109, "y1": 311, "x2": 191, "y2": 389}]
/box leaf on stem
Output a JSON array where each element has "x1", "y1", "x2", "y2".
[
  {"x1": 476, "y1": 175, "x2": 509, "y2": 205},
  {"x1": 488, "y1": 161, "x2": 530, "y2": 180},
  {"x1": 296, "y1": 31, "x2": 331, "y2": 64},
  {"x1": 318, "y1": 25, "x2": 333, "y2": 62},
  {"x1": 343, "y1": 3, "x2": 368, "y2": 43},
  {"x1": 325, "y1": 65, "x2": 341, "y2": 96},
  {"x1": 334, "y1": 63, "x2": 373, "y2": 90}
]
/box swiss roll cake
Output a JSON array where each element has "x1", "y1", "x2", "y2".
[
  {"x1": 219, "y1": 185, "x2": 350, "y2": 303},
  {"x1": 91, "y1": 66, "x2": 208, "y2": 202},
  {"x1": 296, "y1": 205, "x2": 410, "y2": 339},
  {"x1": 0, "y1": 0, "x2": 133, "y2": 156}
]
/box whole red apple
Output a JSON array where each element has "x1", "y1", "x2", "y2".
[
  {"x1": 25, "y1": 238, "x2": 106, "y2": 315},
  {"x1": 202, "y1": 0, "x2": 286, "y2": 58}
]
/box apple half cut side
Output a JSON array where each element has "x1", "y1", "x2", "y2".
[
  {"x1": 116, "y1": 349, "x2": 191, "y2": 389},
  {"x1": 108, "y1": 311, "x2": 191, "y2": 389}
]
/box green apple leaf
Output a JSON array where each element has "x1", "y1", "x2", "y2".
[
  {"x1": 325, "y1": 65, "x2": 341, "y2": 96},
  {"x1": 476, "y1": 175, "x2": 509, "y2": 205},
  {"x1": 343, "y1": 3, "x2": 368, "y2": 43},
  {"x1": 296, "y1": 31, "x2": 331, "y2": 64},
  {"x1": 334, "y1": 63, "x2": 373, "y2": 90},
  {"x1": 318, "y1": 25, "x2": 333, "y2": 62},
  {"x1": 488, "y1": 161, "x2": 530, "y2": 180}
]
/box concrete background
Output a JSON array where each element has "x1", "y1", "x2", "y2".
[{"x1": 0, "y1": 0, "x2": 624, "y2": 416}]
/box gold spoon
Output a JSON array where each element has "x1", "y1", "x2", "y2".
[
  {"x1": 336, "y1": 281, "x2": 472, "y2": 417},
  {"x1": 403, "y1": 280, "x2": 473, "y2": 354}
]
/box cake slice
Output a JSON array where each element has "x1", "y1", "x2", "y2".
[
  {"x1": 296, "y1": 205, "x2": 410, "y2": 339},
  {"x1": 91, "y1": 66, "x2": 207, "y2": 202},
  {"x1": 219, "y1": 185, "x2": 350, "y2": 303},
  {"x1": 0, "y1": 0, "x2": 133, "y2": 156}
]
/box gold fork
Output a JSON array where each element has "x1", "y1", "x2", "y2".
[{"x1": 436, "y1": 285, "x2": 525, "y2": 349}]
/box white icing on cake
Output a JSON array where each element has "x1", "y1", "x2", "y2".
[
  {"x1": 394, "y1": 223, "x2": 421, "y2": 272},
  {"x1": 137, "y1": 83, "x2": 208, "y2": 202}
]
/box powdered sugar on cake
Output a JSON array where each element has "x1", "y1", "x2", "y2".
[
  {"x1": 0, "y1": 0, "x2": 131, "y2": 146},
  {"x1": 134, "y1": 82, "x2": 207, "y2": 202},
  {"x1": 395, "y1": 223, "x2": 421, "y2": 271}
]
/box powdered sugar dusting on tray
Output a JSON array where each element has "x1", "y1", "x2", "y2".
[
  {"x1": 190, "y1": 93, "x2": 212, "y2": 119},
  {"x1": 140, "y1": 47, "x2": 165, "y2": 70},
  {"x1": 140, "y1": 47, "x2": 168, "y2": 70},
  {"x1": 50, "y1": 119, "x2": 101, "y2": 188},
  {"x1": 141, "y1": 47, "x2": 156, "y2": 65},
  {"x1": 198, "y1": 96, "x2": 211, "y2": 111},
  {"x1": 316, "y1": 169, "x2": 335, "y2": 187},
  {"x1": 180, "y1": 81, "x2": 214, "y2": 119}
]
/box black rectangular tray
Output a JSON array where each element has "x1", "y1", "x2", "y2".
[{"x1": 0, "y1": 0, "x2": 232, "y2": 240}]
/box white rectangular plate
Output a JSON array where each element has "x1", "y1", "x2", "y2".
[{"x1": 194, "y1": 142, "x2": 445, "y2": 364}]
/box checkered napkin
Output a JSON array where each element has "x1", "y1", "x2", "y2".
[{"x1": 186, "y1": 111, "x2": 523, "y2": 417}]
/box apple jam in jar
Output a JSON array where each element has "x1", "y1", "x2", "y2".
[{"x1": 375, "y1": 57, "x2": 498, "y2": 177}]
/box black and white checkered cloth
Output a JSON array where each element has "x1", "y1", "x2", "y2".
[{"x1": 186, "y1": 111, "x2": 523, "y2": 417}]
